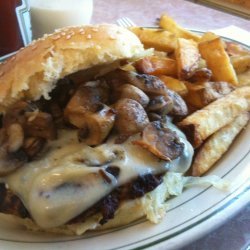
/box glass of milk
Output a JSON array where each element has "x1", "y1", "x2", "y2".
[{"x1": 29, "y1": 0, "x2": 93, "y2": 39}]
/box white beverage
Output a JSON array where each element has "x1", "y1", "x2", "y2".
[{"x1": 29, "y1": 0, "x2": 93, "y2": 39}]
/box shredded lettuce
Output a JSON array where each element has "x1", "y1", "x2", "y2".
[
  {"x1": 141, "y1": 172, "x2": 230, "y2": 223},
  {"x1": 183, "y1": 175, "x2": 230, "y2": 190}
]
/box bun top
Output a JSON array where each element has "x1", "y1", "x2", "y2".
[{"x1": 0, "y1": 24, "x2": 145, "y2": 113}]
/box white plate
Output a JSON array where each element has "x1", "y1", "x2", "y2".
[{"x1": 0, "y1": 34, "x2": 249, "y2": 250}]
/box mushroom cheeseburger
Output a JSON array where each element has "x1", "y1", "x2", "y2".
[{"x1": 0, "y1": 24, "x2": 193, "y2": 235}]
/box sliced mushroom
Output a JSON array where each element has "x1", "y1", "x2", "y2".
[
  {"x1": 0, "y1": 122, "x2": 27, "y2": 176},
  {"x1": 105, "y1": 70, "x2": 167, "y2": 96},
  {"x1": 133, "y1": 121, "x2": 184, "y2": 161},
  {"x1": 6, "y1": 123, "x2": 24, "y2": 153},
  {"x1": 147, "y1": 92, "x2": 187, "y2": 117},
  {"x1": 165, "y1": 89, "x2": 188, "y2": 117},
  {"x1": 124, "y1": 71, "x2": 167, "y2": 96},
  {"x1": 64, "y1": 82, "x2": 110, "y2": 128},
  {"x1": 127, "y1": 72, "x2": 188, "y2": 116},
  {"x1": 0, "y1": 121, "x2": 48, "y2": 176},
  {"x1": 147, "y1": 113, "x2": 162, "y2": 122},
  {"x1": 113, "y1": 98, "x2": 149, "y2": 137},
  {"x1": 3, "y1": 101, "x2": 56, "y2": 140},
  {"x1": 65, "y1": 82, "x2": 115, "y2": 146},
  {"x1": 77, "y1": 104, "x2": 116, "y2": 146},
  {"x1": 25, "y1": 112, "x2": 57, "y2": 140},
  {"x1": 115, "y1": 84, "x2": 150, "y2": 107},
  {"x1": 3, "y1": 101, "x2": 36, "y2": 127},
  {"x1": 147, "y1": 95, "x2": 173, "y2": 115},
  {"x1": 106, "y1": 70, "x2": 188, "y2": 117},
  {"x1": 23, "y1": 137, "x2": 46, "y2": 160}
]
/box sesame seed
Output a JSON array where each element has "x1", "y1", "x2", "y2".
[
  {"x1": 79, "y1": 28, "x2": 84, "y2": 32},
  {"x1": 96, "y1": 45, "x2": 101, "y2": 49},
  {"x1": 92, "y1": 28, "x2": 98, "y2": 32},
  {"x1": 80, "y1": 31, "x2": 85, "y2": 35},
  {"x1": 0, "y1": 72, "x2": 4, "y2": 77},
  {"x1": 10, "y1": 56, "x2": 16, "y2": 61},
  {"x1": 87, "y1": 34, "x2": 92, "y2": 39},
  {"x1": 66, "y1": 35, "x2": 72, "y2": 39},
  {"x1": 109, "y1": 35, "x2": 116, "y2": 40},
  {"x1": 31, "y1": 45, "x2": 38, "y2": 50},
  {"x1": 61, "y1": 32, "x2": 66, "y2": 36}
]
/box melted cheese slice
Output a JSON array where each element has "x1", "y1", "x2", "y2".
[{"x1": 2, "y1": 124, "x2": 193, "y2": 229}]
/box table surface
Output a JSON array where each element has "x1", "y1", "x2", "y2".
[
  {"x1": 92, "y1": 0, "x2": 249, "y2": 30},
  {"x1": 92, "y1": 0, "x2": 250, "y2": 249}
]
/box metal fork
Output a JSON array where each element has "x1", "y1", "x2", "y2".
[{"x1": 116, "y1": 17, "x2": 136, "y2": 28}]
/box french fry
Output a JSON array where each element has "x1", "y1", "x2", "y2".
[
  {"x1": 188, "y1": 68, "x2": 212, "y2": 83},
  {"x1": 159, "y1": 14, "x2": 200, "y2": 42},
  {"x1": 184, "y1": 81, "x2": 234, "y2": 108},
  {"x1": 230, "y1": 55, "x2": 250, "y2": 74},
  {"x1": 199, "y1": 38, "x2": 239, "y2": 85},
  {"x1": 237, "y1": 69, "x2": 250, "y2": 86},
  {"x1": 129, "y1": 27, "x2": 176, "y2": 52},
  {"x1": 175, "y1": 38, "x2": 200, "y2": 80},
  {"x1": 153, "y1": 51, "x2": 168, "y2": 58},
  {"x1": 159, "y1": 75, "x2": 188, "y2": 96},
  {"x1": 200, "y1": 32, "x2": 219, "y2": 43},
  {"x1": 178, "y1": 86, "x2": 250, "y2": 148},
  {"x1": 183, "y1": 82, "x2": 205, "y2": 108},
  {"x1": 192, "y1": 112, "x2": 249, "y2": 176},
  {"x1": 134, "y1": 56, "x2": 177, "y2": 76},
  {"x1": 226, "y1": 42, "x2": 250, "y2": 56}
]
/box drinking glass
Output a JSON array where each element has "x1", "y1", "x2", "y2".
[{"x1": 29, "y1": 0, "x2": 93, "y2": 39}]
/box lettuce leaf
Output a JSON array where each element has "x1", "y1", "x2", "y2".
[{"x1": 141, "y1": 172, "x2": 230, "y2": 223}]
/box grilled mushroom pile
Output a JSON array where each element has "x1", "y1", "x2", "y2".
[{"x1": 0, "y1": 69, "x2": 189, "y2": 177}]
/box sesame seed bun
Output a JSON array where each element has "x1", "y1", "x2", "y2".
[{"x1": 0, "y1": 24, "x2": 144, "y2": 113}]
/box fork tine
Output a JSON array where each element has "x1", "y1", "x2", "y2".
[
  {"x1": 123, "y1": 17, "x2": 135, "y2": 27},
  {"x1": 117, "y1": 18, "x2": 129, "y2": 27},
  {"x1": 116, "y1": 17, "x2": 136, "y2": 28},
  {"x1": 116, "y1": 19, "x2": 125, "y2": 27}
]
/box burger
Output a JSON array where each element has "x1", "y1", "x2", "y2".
[{"x1": 0, "y1": 24, "x2": 193, "y2": 235}]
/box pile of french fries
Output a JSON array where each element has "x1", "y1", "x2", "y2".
[{"x1": 129, "y1": 14, "x2": 250, "y2": 176}]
